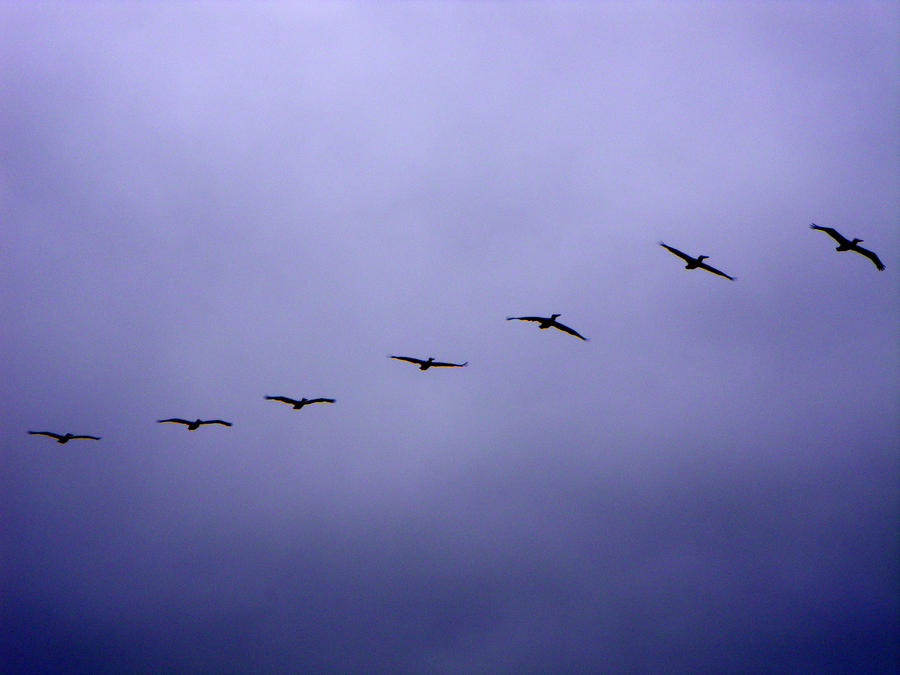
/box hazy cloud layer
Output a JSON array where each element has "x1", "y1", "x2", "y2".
[{"x1": 2, "y1": 3, "x2": 898, "y2": 673}]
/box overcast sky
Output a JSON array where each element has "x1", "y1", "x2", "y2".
[{"x1": 2, "y1": 2, "x2": 898, "y2": 672}]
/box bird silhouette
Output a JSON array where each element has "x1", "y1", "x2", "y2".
[
  {"x1": 505, "y1": 314, "x2": 589, "y2": 340},
  {"x1": 659, "y1": 242, "x2": 735, "y2": 280},
  {"x1": 157, "y1": 418, "x2": 232, "y2": 430},
  {"x1": 28, "y1": 431, "x2": 100, "y2": 444},
  {"x1": 265, "y1": 396, "x2": 336, "y2": 409},
  {"x1": 389, "y1": 356, "x2": 469, "y2": 370},
  {"x1": 809, "y1": 224, "x2": 885, "y2": 270}
]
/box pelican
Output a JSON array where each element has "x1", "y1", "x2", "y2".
[
  {"x1": 28, "y1": 431, "x2": 100, "y2": 444},
  {"x1": 809, "y1": 224, "x2": 885, "y2": 270},
  {"x1": 659, "y1": 242, "x2": 735, "y2": 280},
  {"x1": 505, "y1": 314, "x2": 589, "y2": 340},
  {"x1": 157, "y1": 418, "x2": 232, "y2": 430},
  {"x1": 265, "y1": 396, "x2": 336, "y2": 409},
  {"x1": 389, "y1": 356, "x2": 468, "y2": 370}
]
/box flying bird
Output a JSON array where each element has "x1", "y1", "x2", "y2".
[
  {"x1": 265, "y1": 396, "x2": 336, "y2": 409},
  {"x1": 658, "y1": 242, "x2": 735, "y2": 280},
  {"x1": 389, "y1": 356, "x2": 468, "y2": 370},
  {"x1": 505, "y1": 314, "x2": 589, "y2": 340},
  {"x1": 809, "y1": 224, "x2": 885, "y2": 271},
  {"x1": 157, "y1": 418, "x2": 232, "y2": 430},
  {"x1": 28, "y1": 431, "x2": 100, "y2": 444}
]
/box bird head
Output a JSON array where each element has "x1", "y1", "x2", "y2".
[
  {"x1": 551, "y1": 313, "x2": 561, "y2": 319},
  {"x1": 697, "y1": 255, "x2": 709, "y2": 261}
]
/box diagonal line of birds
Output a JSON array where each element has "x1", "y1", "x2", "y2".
[{"x1": 27, "y1": 224, "x2": 885, "y2": 444}]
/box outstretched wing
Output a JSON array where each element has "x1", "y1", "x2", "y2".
[
  {"x1": 552, "y1": 322, "x2": 589, "y2": 340},
  {"x1": 307, "y1": 398, "x2": 336, "y2": 404},
  {"x1": 506, "y1": 316, "x2": 546, "y2": 323},
  {"x1": 659, "y1": 242, "x2": 694, "y2": 263},
  {"x1": 29, "y1": 431, "x2": 63, "y2": 440},
  {"x1": 809, "y1": 223, "x2": 849, "y2": 246},
  {"x1": 70, "y1": 435, "x2": 101, "y2": 440},
  {"x1": 390, "y1": 355, "x2": 425, "y2": 365},
  {"x1": 697, "y1": 261, "x2": 735, "y2": 281},
  {"x1": 853, "y1": 244, "x2": 885, "y2": 271},
  {"x1": 200, "y1": 420, "x2": 232, "y2": 427},
  {"x1": 157, "y1": 418, "x2": 191, "y2": 425},
  {"x1": 430, "y1": 361, "x2": 468, "y2": 368},
  {"x1": 265, "y1": 396, "x2": 298, "y2": 406}
]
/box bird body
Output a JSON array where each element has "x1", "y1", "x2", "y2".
[
  {"x1": 659, "y1": 242, "x2": 735, "y2": 280},
  {"x1": 28, "y1": 431, "x2": 100, "y2": 443},
  {"x1": 157, "y1": 418, "x2": 232, "y2": 430},
  {"x1": 810, "y1": 224, "x2": 885, "y2": 270},
  {"x1": 265, "y1": 396, "x2": 336, "y2": 409},
  {"x1": 389, "y1": 356, "x2": 468, "y2": 370},
  {"x1": 505, "y1": 314, "x2": 589, "y2": 340}
]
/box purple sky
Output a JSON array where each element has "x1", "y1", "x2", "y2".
[{"x1": 2, "y1": 3, "x2": 898, "y2": 672}]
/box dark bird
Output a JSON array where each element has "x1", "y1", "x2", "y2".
[
  {"x1": 265, "y1": 396, "x2": 336, "y2": 409},
  {"x1": 505, "y1": 314, "x2": 589, "y2": 340},
  {"x1": 28, "y1": 431, "x2": 100, "y2": 444},
  {"x1": 389, "y1": 356, "x2": 469, "y2": 370},
  {"x1": 809, "y1": 224, "x2": 885, "y2": 270},
  {"x1": 157, "y1": 418, "x2": 232, "y2": 430},
  {"x1": 659, "y1": 242, "x2": 735, "y2": 280}
]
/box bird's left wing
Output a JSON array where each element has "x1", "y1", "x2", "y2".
[
  {"x1": 698, "y1": 261, "x2": 735, "y2": 280},
  {"x1": 308, "y1": 398, "x2": 336, "y2": 404},
  {"x1": 855, "y1": 245, "x2": 885, "y2": 271},
  {"x1": 430, "y1": 361, "x2": 468, "y2": 368},
  {"x1": 553, "y1": 322, "x2": 589, "y2": 340},
  {"x1": 202, "y1": 420, "x2": 232, "y2": 427},
  {"x1": 71, "y1": 435, "x2": 101, "y2": 440}
]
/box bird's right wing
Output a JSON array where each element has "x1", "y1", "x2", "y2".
[
  {"x1": 430, "y1": 361, "x2": 469, "y2": 368},
  {"x1": 659, "y1": 242, "x2": 694, "y2": 263},
  {"x1": 308, "y1": 398, "x2": 336, "y2": 404},
  {"x1": 265, "y1": 396, "x2": 297, "y2": 405},
  {"x1": 202, "y1": 420, "x2": 232, "y2": 427},
  {"x1": 809, "y1": 223, "x2": 848, "y2": 245},
  {"x1": 71, "y1": 435, "x2": 101, "y2": 440},
  {"x1": 506, "y1": 316, "x2": 544, "y2": 323},
  {"x1": 157, "y1": 418, "x2": 190, "y2": 425},
  {"x1": 390, "y1": 355, "x2": 425, "y2": 365},
  {"x1": 29, "y1": 431, "x2": 62, "y2": 439}
]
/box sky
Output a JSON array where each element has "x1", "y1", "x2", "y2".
[{"x1": 1, "y1": 2, "x2": 898, "y2": 672}]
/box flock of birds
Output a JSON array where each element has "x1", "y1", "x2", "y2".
[{"x1": 27, "y1": 223, "x2": 885, "y2": 444}]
